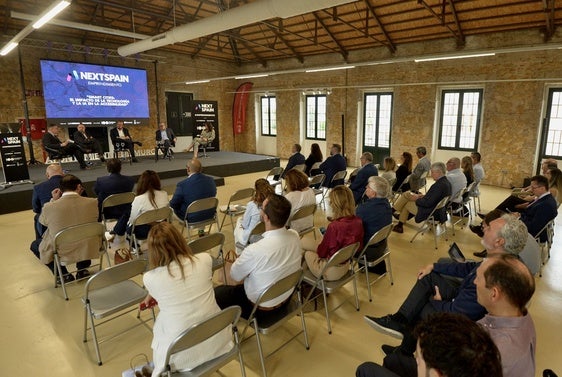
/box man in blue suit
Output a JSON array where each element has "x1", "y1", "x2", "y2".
[
  {"x1": 517, "y1": 175, "x2": 558, "y2": 242},
  {"x1": 170, "y1": 158, "x2": 217, "y2": 222},
  {"x1": 350, "y1": 152, "x2": 379, "y2": 204},
  {"x1": 93, "y1": 158, "x2": 135, "y2": 235},
  {"x1": 320, "y1": 143, "x2": 347, "y2": 187},
  {"x1": 281, "y1": 143, "x2": 305, "y2": 178},
  {"x1": 32, "y1": 164, "x2": 64, "y2": 239}
]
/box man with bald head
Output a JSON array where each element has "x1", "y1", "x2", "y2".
[
  {"x1": 170, "y1": 158, "x2": 217, "y2": 222},
  {"x1": 445, "y1": 157, "x2": 467, "y2": 207},
  {"x1": 32, "y1": 164, "x2": 64, "y2": 239}
]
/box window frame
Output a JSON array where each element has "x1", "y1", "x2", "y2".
[
  {"x1": 260, "y1": 95, "x2": 277, "y2": 136},
  {"x1": 362, "y1": 92, "x2": 393, "y2": 149},
  {"x1": 305, "y1": 94, "x2": 327, "y2": 140},
  {"x1": 541, "y1": 88, "x2": 562, "y2": 159},
  {"x1": 437, "y1": 88, "x2": 483, "y2": 151}
]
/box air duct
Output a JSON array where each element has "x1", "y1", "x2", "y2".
[{"x1": 118, "y1": 0, "x2": 356, "y2": 56}]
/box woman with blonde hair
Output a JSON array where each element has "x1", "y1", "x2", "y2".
[
  {"x1": 233, "y1": 178, "x2": 275, "y2": 253},
  {"x1": 143, "y1": 222, "x2": 232, "y2": 376},
  {"x1": 284, "y1": 169, "x2": 316, "y2": 233},
  {"x1": 381, "y1": 157, "x2": 397, "y2": 184},
  {"x1": 302, "y1": 185, "x2": 363, "y2": 281}
]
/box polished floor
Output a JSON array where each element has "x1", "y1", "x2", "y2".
[{"x1": 1, "y1": 166, "x2": 561, "y2": 377}]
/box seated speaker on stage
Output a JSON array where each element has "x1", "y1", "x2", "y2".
[
  {"x1": 184, "y1": 122, "x2": 215, "y2": 158},
  {"x1": 155, "y1": 122, "x2": 176, "y2": 160},
  {"x1": 109, "y1": 120, "x2": 142, "y2": 163},
  {"x1": 73, "y1": 123, "x2": 105, "y2": 162},
  {"x1": 42, "y1": 124, "x2": 88, "y2": 170}
]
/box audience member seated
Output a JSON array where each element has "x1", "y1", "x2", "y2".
[
  {"x1": 73, "y1": 123, "x2": 105, "y2": 162},
  {"x1": 363, "y1": 214, "x2": 529, "y2": 361},
  {"x1": 392, "y1": 162, "x2": 451, "y2": 234},
  {"x1": 233, "y1": 178, "x2": 275, "y2": 254},
  {"x1": 380, "y1": 157, "x2": 397, "y2": 185},
  {"x1": 358, "y1": 253, "x2": 535, "y2": 377},
  {"x1": 319, "y1": 143, "x2": 347, "y2": 187},
  {"x1": 32, "y1": 164, "x2": 64, "y2": 239},
  {"x1": 93, "y1": 158, "x2": 135, "y2": 230},
  {"x1": 42, "y1": 124, "x2": 88, "y2": 170},
  {"x1": 281, "y1": 143, "x2": 306, "y2": 178},
  {"x1": 109, "y1": 120, "x2": 141, "y2": 163},
  {"x1": 214, "y1": 194, "x2": 302, "y2": 319},
  {"x1": 284, "y1": 169, "x2": 317, "y2": 233},
  {"x1": 185, "y1": 122, "x2": 215, "y2": 158},
  {"x1": 401, "y1": 146, "x2": 430, "y2": 192},
  {"x1": 350, "y1": 152, "x2": 379, "y2": 204},
  {"x1": 143, "y1": 222, "x2": 233, "y2": 376},
  {"x1": 460, "y1": 155, "x2": 475, "y2": 201},
  {"x1": 546, "y1": 167, "x2": 562, "y2": 204},
  {"x1": 112, "y1": 170, "x2": 169, "y2": 246},
  {"x1": 170, "y1": 158, "x2": 217, "y2": 222},
  {"x1": 393, "y1": 152, "x2": 412, "y2": 192},
  {"x1": 305, "y1": 142, "x2": 323, "y2": 176},
  {"x1": 470, "y1": 151, "x2": 485, "y2": 195},
  {"x1": 155, "y1": 122, "x2": 176, "y2": 160},
  {"x1": 302, "y1": 186, "x2": 363, "y2": 281},
  {"x1": 30, "y1": 174, "x2": 99, "y2": 282},
  {"x1": 356, "y1": 176, "x2": 392, "y2": 274},
  {"x1": 445, "y1": 157, "x2": 467, "y2": 210}
]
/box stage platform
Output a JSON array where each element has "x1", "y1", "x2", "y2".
[{"x1": 0, "y1": 152, "x2": 280, "y2": 215}]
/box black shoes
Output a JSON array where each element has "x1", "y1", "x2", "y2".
[
  {"x1": 381, "y1": 344, "x2": 399, "y2": 356},
  {"x1": 99, "y1": 156, "x2": 106, "y2": 162},
  {"x1": 364, "y1": 314, "x2": 406, "y2": 339},
  {"x1": 57, "y1": 273, "x2": 75, "y2": 285},
  {"x1": 473, "y1": 249, "x2": 488, "y2": 258},
  {"x1": 469, "y1": 224, "x2": 484, "y2": 237},
  {"x1": 392, "y1": 223, "x2": 403, "y2": 234},
  {"x1": 76, "y1": 269, "x2": 91, "y2": 280},
  {"x1": 132, "y1": 158, "x2": 139, "y2": 163}
]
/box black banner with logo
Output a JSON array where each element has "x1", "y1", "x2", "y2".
[
  {"x1": 0, "y1": 132, "x2": 30, "y2": 183},
  {"x1": 192, "y1": 100, "x2": 220, "y2": 151}
]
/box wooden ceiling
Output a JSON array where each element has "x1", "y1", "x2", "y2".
[{"x1": 1, "y1": 0, "x2": 560, "y2": 65}]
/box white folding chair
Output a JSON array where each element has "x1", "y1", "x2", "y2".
[
  {"x1": 308, "y1": 174, "x2": 325, "y2": 203},
  {"x1": 302, "y1": 242, "x2": 361, "y2": 334},
  {"x1": 241, "y1": 269, "x2": 309, "y2": 377},
  {"x1": 188, "y1": 232, "x2": 227, "y2": 279},
  {"x1": 129, "y1": 206, "x2": 172, "y2": 256},
  {"x1": 101, "y1": 192, "x2": 135, "y2": 233},
  {"x1": 159, "y1": 306, "x2": 246, "y2": 377},
  {"x1": 346, "y1": 167, "x2": 360, "y2": 185},
  {"x1": 235, "y1": 221, "x2": 265, "y2": 252},
  {"x1": 292, "y1": 164, "x2": 306, "y2": 172},
  {"x1": 410, "y1": 195, "x2": 451, "y2": 250},
  {"x1": 53, "y1": 222, "x2": 109, "y2": 300},
  {"x1": 535, "y1": 219, "x2": 555, "y2": 277},
  {"x1": 219, "y1": 188, "x2": 254, "y2": 230},
  {"x1": 354, "y1": 224, "x2": 394, "y2": 302},
  {"x1": 319, "y1": 170, "x2": 347, "y2": 208},
  {"x1": 182, "y1": 197, "x2": 220, "y2": 241},
  {"x1": 265, "y1": 167, "x2": 284, "y2": 192},
  {"x1": 447, "y1": 187, "x2": 468, "y2": 235},
  {"x1": 287, "y1": 203, "x2": 317, "y2": 239},
  {"x1": 82, "y1": 259, "x2": 153, "y2": 365}
]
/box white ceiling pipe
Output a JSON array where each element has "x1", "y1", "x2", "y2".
[{"x1": 118, "y1": 0, "x2": 357, "y2": 56}]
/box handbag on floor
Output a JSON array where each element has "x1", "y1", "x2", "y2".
[
  {"x1": 217, "y1": 249, "x2": 242, "y2": 286},
  {"x1": 122, "y1": 354, "x2": 154, "y2": 377},
  {"x1": 114, "y1": 247, "x2": 133, "y2": 265}
]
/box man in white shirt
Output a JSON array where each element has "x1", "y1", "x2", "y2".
[
  {"x1": 214, "y1": 194, "x2": 302, "y2": 319},
  {"x1": 446, "y1": 157, "x2": 467, "y2": 208}
]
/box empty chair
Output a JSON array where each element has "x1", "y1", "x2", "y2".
[
  {"x1": 320, "y1": 170, "x2": 347, "y2": 208},
  {"x1": 100, "y1": 192, "x2": 135, "y2": 232},
  {"x1": 346, "y1": 167, "x2": 360, "y2": 185},
  {"x1": 447, "y1": 187, "x2": 469, "y2": 235},
  {"x1": 113, "y1": 141, "x2": 132, "y2": 165},
  {"x1": 265, "y1": 167, "x2": 284, "y2": 191},
  {"x1": 410, "y1": 196, "x2": 451, "y2": 249},
  {"x1": 287, "y1": 203, "x2": 317, "y2": 239},
  {"x1": 302, "y1": 242, "x2": 360, "y2": 334},
  {"x1": 82, "y1": 259, "x2": 153, "y2": 365},
  {"x1": 241, "y1": 269, "x2": 309, "y2": 377},
  {"x1": 181, "y1": 197, "x2": 220, "y2": 241},
  {"x1": 129, "y1": 206, "x2": 172, "y2": 256},
  {"x1": 219, "y1": 187, "x2": 254, "y2": 230},
  {"x1": 354, "y1": 224, "x2": 394, "y2": 302},
  {"x1": 158, "y1": 306, "x2": 246, "y2": 377},
  {"x1": 53, "y1": 222, "x2": 109, "y2": 300},
  {"x1": 188, "y1": 232, "x2": 227, "y2": 278}
]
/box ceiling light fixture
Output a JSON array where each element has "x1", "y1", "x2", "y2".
[
  {"x1": 185, "y1": 79, "x2": 211, "y2": 85},
  {"x1": 234, "y1": 73, "x2": 269, "y2": 79},
  {"x1": 0, "y1": 0, "x2": 72, "y2": 57},
  {"x1": 305, "y1": 65, "x2": 355, "y2": 73},
  {"x1": 414, "y1": 52, "x2": 495, "y2": 63}
]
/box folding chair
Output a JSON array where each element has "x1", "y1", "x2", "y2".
[
  {"x1": 447, "y1": 187, "x2": 468, "y2": 235},
  {"x1": 219, "y1": 188, "x2": 254, "y2": 230},
  {"x1": 129, "y1": 206, "x2": 172, "y2": 256},
  {"x1": 235, "y1": 221, "x2": 265, "y2": 252},
  {"x1": 181, "y1": 197, "x2": 220, "y2": 241},
  {"x1": 53, "y1": 222, "x2": 109, "y2": 300},
  {"x1": 287, "y1": 203, "x2": 317, "y2": 239},
  {"x1": 302, "y1": 242, "x2": 361, "y2": 334},
  {"x1": 101, "y1": 192, "x2": 135, "y2": 233},
  {"x1": 309, "y1": 162, "x2": 322, "y2": 176},
  {"x1": 308, "y1": 173, "x2": 325, "y2": 196},
  {"x1": 468, "y1": 181, "x2": 482, "y2": 212},
  {"x1": 292, "y1": 164, "x2": 306, "y2": 172},
  {"x1": 535, "y1": 219, "x2": 555, "y2": 277},
  {"x1": 354, "y1": 224, "x2": 394, "y2": 302},
  {"x1": 462, "y1": 182, "x2": 477, "y2": 219},
  {"x1": 410, "y1": 195, "x2": 451, "y2": 250},
  {"x1": 241, "y1": 269, "x2": 309, "y2": 377},
  {"x1": 159, "y1": 306, "x2": 246, "y2": 377},
  {"x1": 319, "y1": 170, "x2": 347, "y2": 208},
  {"x1": 43, "y1": 145, "x2": 75, "y2": 171},
  {"x1": 188, "y1": 232, "x2": 227, "y2": 278},
  {"x1": 391, "y1": 174, "x2": 410, "y2": 204},
  {"x1": 265, "y1": 167, "x2": 284, "y2": 192},
  {"x1": 346, "y1": 167, "x2": 359, "y2": 185},
  {"x1": 82, "y1": 259, "x2": 153, "y2": 365},
  {"x1": 155, "y1": 141, "x2": 174, "y2": 161},
  {"x1": 113, "y1": 141, "x2": 132, "y2": 165}
]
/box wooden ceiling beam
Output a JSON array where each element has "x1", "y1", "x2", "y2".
[
  {"x1": 364, "y1": 0, "x2": 396, "y2": 53},
  {"x1": 265, "y1": 23, "x2": 305, "y2": 63},
  {"x1": 543, "y1": 0, "x2": 556, "y2": 41},
  {"x1": 417, "y1": 0, "x2": 464, "y2": 46},
  {"x1": 312, "y1": 11, "x2": 348, "y2": 60},
  {"x1": 446, "y1": 0, "x2": 465, "y2": 45}
]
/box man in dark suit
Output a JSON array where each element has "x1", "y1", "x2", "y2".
[
  {"x1": 109, "y1": 120, "x2": 141, "y2": 162},
  {"x1": 392, "y1": 162, "x2": 451, "y2": 234},
  {"x1": 32, "y1": 164, "x2": 64, "y2": 239},
  {"x1": 350, "y1": 151, "x2": 379, "y2": 204},
  {"x1": 155, "y1": 122, "x2": 177, "y2": 160},
  {"x1": 42, "y1": 124, "x2": 87, "y2": 169},
  {"x1": 93, "y1": 158, "x2": 135, "y2": 235},
  {"x1": 170, "y1": 158, "x2": 217, "y2": 222},
  {"x1": 320, "y1": 143, "x2": 347, "y2": 187},
  {"x1": 516, "y1": 174, "x2": 558, "y2": 242},
  {"x1": 281, "y1": 143, "x2": 305, "y2": 178},
  {"x1": 73, "y1": 123, "x2": 105, "y2": 162}
]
